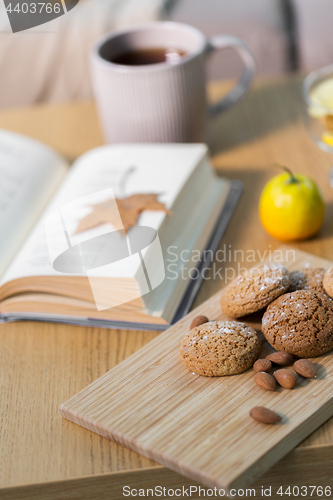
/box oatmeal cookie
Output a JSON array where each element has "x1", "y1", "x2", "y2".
[
  {"x1": 179, "y1": 320, "x2": 261, "y2": 376},
  {"x1": 289, "y1": 267, "x2": 325, "y2": 294},
  {"x1": 262, "y1": 290, "x2": 333, "y2": 357},
  {"x1": 220, "y1": 264, "x2": 291, "y2": 318},
  {"x1": 323, "y1": 268, "x2": 333, "y2": 298}
]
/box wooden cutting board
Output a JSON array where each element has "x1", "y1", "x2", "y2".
[{"x1": 60, "y1": 247, "x2": 333, "y2": 493}]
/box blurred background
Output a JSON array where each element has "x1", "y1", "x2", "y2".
[{"x1": 0, "y1": 0, "x2": 331, "y2": 108}]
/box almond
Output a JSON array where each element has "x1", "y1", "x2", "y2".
[
  {"x1": 293, "y1": 359, "x2": 317, "y2": 379},
  {"x1": 250, "y1": 406, "x2": 282, "y2": 425},
  {"x1": 190, "y1": 315, "x2": 209, "y2": 330},
  {"x1": 253, "y1": 359, "x2": 272, "y2": 373},
  {"x1": 273, "y1": 368, "x2": 298, "y2": 389},
  {"x1": 254, "y1": 372, "x2": 276, "y2": 391},
  {"x1": 266, "y1": 351, "x2": 293, "y2": 366}
]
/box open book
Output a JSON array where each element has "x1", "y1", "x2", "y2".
[{"x1": 0, "y1": 130, "x2": 242, "y2": 330}]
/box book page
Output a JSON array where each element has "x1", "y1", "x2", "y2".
[
  {"x1": 0, "y1": 129, "x2": 68, "y2": 278},
  {"x1": 0, "y1": 144, "x2": 207, "y2": 289}
]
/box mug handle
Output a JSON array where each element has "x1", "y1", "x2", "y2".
[{"x1": 206, "y1": 35, "x2": 256, "y2": 116}]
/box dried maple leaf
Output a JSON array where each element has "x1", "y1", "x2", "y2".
[
  {"x1": 76, "y1": 193, "x2": 171, "y2": 234},
  {"x1": 75, "y1": 198, "x2": 124, "y2": 233}
]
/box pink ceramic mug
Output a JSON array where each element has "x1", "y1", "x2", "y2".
[{"x1": 91, "y1": 22, "x2": 255, "y2": 143}]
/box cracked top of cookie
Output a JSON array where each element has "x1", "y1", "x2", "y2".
[
  {"x1": 289, "y1": 267, "x2": 325, "y2": 294},
  {"x1": 179, "y1": 320, "x2": 261, "y2": 376},
  {"x1": 220, "y1": 264, "x2": 291, "y2": 318}
]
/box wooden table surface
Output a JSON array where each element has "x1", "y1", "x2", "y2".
[{"x1": 1, "y1": 77, "x2": 333, "y2": 500}]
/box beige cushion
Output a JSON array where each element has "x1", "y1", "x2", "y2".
[
  {"x1": 0, "y1": 0, "x2": 167, "y2": 108},
  {"x1": 292, "y1": 0, "x2": 333, "y2": 72}
]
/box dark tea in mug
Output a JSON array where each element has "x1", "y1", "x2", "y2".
[{"x1": 110, "y1": 47, "x2": 186, "y2": 66}]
